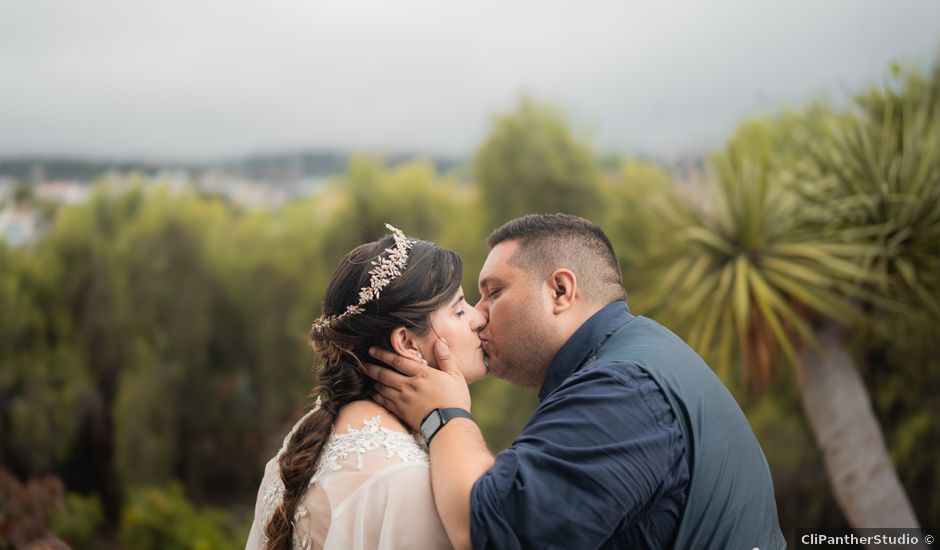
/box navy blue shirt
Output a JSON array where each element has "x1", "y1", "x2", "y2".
[{"x1": 470, "y1": 302, "x2": 690, "y2": 549}]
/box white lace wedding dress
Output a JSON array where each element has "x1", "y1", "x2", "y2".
[{"x1": 245, "y1": 407, "x2": 452, "y2": 550}]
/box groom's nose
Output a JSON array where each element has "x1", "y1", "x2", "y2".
[{"x1": 474, "y1": 298, "x2": 489, "y2": 322}]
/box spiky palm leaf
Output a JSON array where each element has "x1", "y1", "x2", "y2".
[
  {"x1": 809, "y1": 65, "x2": 940, "y2": 322},
  {"x1": 638, "y1": 120, "x2": 884, "y2": 389}
]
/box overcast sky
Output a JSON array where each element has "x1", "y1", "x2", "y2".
[{"x1": 1, "y1": 0, "x2": 939, "y2": 161}]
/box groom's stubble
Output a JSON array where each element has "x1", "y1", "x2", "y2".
[{"x1": 485, "y1": 282, "x2": 559, "y2": 390}]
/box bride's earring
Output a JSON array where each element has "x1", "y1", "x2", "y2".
[{"x1": 416, "y1": 351, "x2": 429, "y2": 365}]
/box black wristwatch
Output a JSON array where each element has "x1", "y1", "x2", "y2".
[{"x1": 420, "y1": 408, "x2": 473, "y2": 444}]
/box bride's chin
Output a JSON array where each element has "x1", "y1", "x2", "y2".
[{"x1": 464, "y1": 361, "x2": 487, "y2": 384}]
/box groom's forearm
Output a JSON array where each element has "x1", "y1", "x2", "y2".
[{"x1": 429, "y1": 418, "x2": 494, "y2": 550}]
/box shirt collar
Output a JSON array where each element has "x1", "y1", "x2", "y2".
[{"x1": 538, "y1": 300, "x2": 635, "y2": 402}]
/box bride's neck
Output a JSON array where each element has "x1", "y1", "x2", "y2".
[{"x1": 332, "y1": 399, "x2": 410, "y2": 434}]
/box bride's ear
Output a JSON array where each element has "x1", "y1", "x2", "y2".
[{"x1": 389, "y1": 327, "x2": 425, "y2": 362}]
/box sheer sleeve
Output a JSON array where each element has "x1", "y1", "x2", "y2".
[
  {"x1": 246, "y1": 405, "x2": 321, "y2": 550},
  {"x1": 315, "y1": 461, "x2": 452, "y2": 549},
  {"x1": 245, "y1": 454, "x2": 284, "y2": 549},
  {"x1": 247, "y1": 413, "x2": 452, "y2": 550}
]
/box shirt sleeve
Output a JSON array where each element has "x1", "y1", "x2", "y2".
[{"x1": 470, "y1": 362, "x2": 684, "y2": 550}]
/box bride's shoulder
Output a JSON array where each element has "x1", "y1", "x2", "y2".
[{"x1": 333, "y1": 400, "x2": 410, "y2": 434}]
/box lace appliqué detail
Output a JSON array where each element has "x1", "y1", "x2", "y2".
[
  {"x1": 312, "y1": 415, "x2": 429, "y2": 483},
  {"x1": 259, "y1": 477, "x2": 283, "y2": 535},
  {"x1": 255, "y1": 413, "x2": 427, "y2": 550}
]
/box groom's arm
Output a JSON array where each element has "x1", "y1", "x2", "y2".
[
  {"x1": 428, "y1": 418, "x2": 494, "y2": 550},
  {"x1": 364, "y1": 340, "x2": 493, "y2": 550}
]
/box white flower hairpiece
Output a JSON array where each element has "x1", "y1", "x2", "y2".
[{"x1": 311, "y1": 223, "x2": 415, "y2": 333}]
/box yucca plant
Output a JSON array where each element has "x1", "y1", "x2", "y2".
[
  {"x1": 637, "y1": 82, "x2": 933, "y2": 528},
  {"x1": 811, "y1": 62, "x2": 940, "y2": 329},
  {"x1": 798, "y1": 63, "x2": 940, "y2": 529}
]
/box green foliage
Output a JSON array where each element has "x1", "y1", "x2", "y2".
[
  {"x1": 51, "y1": 492, "x2": 104, "y2": 549},
  {"x1": 119, "y1": 484, "x2": 245, "y2": 550},
  {"x1": 321, "y1": 157, "x2": 460, "y2": 263},
  {"x1": 474, "y1": 97, "x2": 602, "y2": 227},
  {"x1": 470, "y1": 378, "x2": 540, "y2": 452},
  {"x1": 12, "y1": 182, "x2": 34, "y2": 205},
  {"x1": 0, "y1": 239, "x2": 90, "y2": 475},
  {"x1": 600, "y1": 159, "x2": 693, "y2": 298},
  {"x1": 809, "y1": 61, "x2": 940, "y2": 329}
]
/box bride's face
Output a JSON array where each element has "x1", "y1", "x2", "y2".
[{"x1": 420, "y1": 288, "x2": 488, "y2": 383}]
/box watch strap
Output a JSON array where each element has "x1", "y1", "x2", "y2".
[
  {"x1": 423, "y1": 407, "x2": 473, "y2": 444},
  {"x1": 438, "y1": 407, "x2": 473, "y2": 424}
]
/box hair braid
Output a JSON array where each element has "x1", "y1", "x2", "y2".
[{"x1": 262, "y1": 328, "x2": 374, "y2": 549}]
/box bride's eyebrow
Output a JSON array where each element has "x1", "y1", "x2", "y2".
[{"x1": 449, "y1": 293, "x2": 464, "y2": 308}]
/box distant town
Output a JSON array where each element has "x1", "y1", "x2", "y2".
[
  {"x1": 0, "y1": 151, "x2": 468, "y2": 246},
  {"x1": 0, "y1": 151, "x2": 704, "y2": 247}
]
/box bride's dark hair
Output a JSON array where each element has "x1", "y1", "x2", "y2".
[{"x1": 263, "y1": 235, "x2": 462, "y2": 550}]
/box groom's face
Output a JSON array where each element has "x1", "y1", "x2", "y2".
[{"x1": 475, "y1": 241, "x2": 560, "y2": 389}]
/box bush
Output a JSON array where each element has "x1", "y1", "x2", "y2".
[
  {"x1": 50, "y1": 492, "x2": 103, "y2": 549},
  {"x1": 119, "y1": 483, "x2": 245, "y2": 550}
]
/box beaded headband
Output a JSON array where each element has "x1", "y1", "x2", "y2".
[{"x1": 311, "y1": 223, "x2": 415, "y2": 333}]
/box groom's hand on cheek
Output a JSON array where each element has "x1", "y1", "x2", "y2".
[{"x1": 364, "y1": 339, "x2": 472, "y2": 432}]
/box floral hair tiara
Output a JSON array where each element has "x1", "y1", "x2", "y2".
[{"x1": 311, "y1": 223, "x2": 415, "y2": 334}]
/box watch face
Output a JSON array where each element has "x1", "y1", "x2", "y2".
[{"x1": 422, "y1": 411, "x2": 442, "y2": 440}]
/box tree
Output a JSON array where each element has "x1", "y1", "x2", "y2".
[
  {"x1": 474, "y1": 97, "x2": 602, "y2": 227},
  {"x1": 798, "y1": 60, "x2": 940, "y2": 528},
  {"x1": 600, "y1": 159, "x2": 694, "y2": 295},
  {"x1": 637, "y1": 57, "x2": 940, "y2": 528}
]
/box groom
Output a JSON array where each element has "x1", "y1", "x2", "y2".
[{"x1": 366, "y1": 213, "x2": 785, "y2": 549}]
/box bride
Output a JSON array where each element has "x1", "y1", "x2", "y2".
[{"x1": 246, "y1": 224, "x2": 486, "y2": 550}]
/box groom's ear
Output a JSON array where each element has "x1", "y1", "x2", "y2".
[
  {"x1": 389, "y1": 327, "x2": 424, "y2": 361},
  {"x1": 548, "y1": 268, "x2": 578, "y2": 314}
]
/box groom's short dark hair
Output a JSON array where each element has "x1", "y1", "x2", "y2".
[{"x1": 487, "y1": 213, "x2": 625, "y2": 305}]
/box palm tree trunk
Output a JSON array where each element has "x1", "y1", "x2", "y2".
[{"x1": 797, "y1": 319, "x2": 920, "y2": 530}]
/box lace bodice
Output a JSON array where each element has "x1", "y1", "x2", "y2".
[
  {"x1": 245, "y1": 409, "x2": 451, "y2": 550},
  {"x1": 316, "y1": 416, "x2": 429, "y2": 477}
]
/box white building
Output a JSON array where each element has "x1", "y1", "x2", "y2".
[{"x1": 0, "y1": 207, "x2": 38, "y2": 246}]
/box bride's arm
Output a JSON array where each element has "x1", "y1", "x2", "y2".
[{"x1": 428, "y1": 418, "x2": 494, "y2": 550}]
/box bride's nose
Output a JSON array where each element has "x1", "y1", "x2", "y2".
[{"x1": 469, "y1": 307, "x2": 486, "y2": 332}]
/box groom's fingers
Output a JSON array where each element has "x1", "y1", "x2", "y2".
[
  {"x1": 373, "y1": 380, "x2": 400, "y2": 397},
  {"x1": 373, "y1": 382, "x2": 403, "y2": 408},
  {"x1": 368, "y1": 347, "x2": 423, "y2": 376},
  {"x1": 433, "y1": 338, "x2": 460, "y2": 377},
  {"x1": 373, "y1": 384, "x2": 413, "y2": 427},
  {"x1": 363, "y1": 362, "x2": 410, "y2": 390}
]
